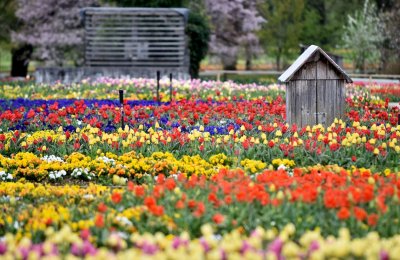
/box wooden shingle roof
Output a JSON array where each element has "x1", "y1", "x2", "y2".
[{"x1": 278, "y1": 45, "x2": 352, "y2": 83}]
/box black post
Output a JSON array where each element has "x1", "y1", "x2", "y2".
[
  {"x1": 169, "y1": 73, "x2": 173, "y2": 102},
  {"x1": 156, "y1": 71, "x2": 161, "y2": 106},
  {"x1": 119, "y1": 89, "x2": 124, "y2": 129},
  {"x1": 398, "y1": 113, "x2": 400, "y2": 126}
]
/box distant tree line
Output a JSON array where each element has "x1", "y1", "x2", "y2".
[{"x1": 1, "y1": 0, "x2": 399, "y2": 77}]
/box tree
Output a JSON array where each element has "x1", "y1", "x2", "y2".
[
  {"x1": 379, "y1": 0, "x2": 400, "y2": 73},
  {"x1": 0, "y1": 0, "x2": 18, "y2": 44},
  {"x1": 186, "y1": 5, "x2": 210, "y2": 78},
  {"x1": 0, "y1": 0, "x2": 32, "y2": 77},
  {"x1": 12, "y1": 0, "x2": 99, "y2": 67},
  {"x1": 384, "y1": 2, "x2": 400, "y2": 57},
  {"x1": 205, "y1": 0, "x2": 264, "y2": 70},
  {"x1": 259, "y1": 0, "x2": 304, "y2": 70},
  {"x1": 342, "y1": 0, "x2": 383, "y2": 73}
]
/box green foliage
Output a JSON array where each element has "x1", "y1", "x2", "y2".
[
  {"x1": 186, "y1": 12, "x2": 210, "y2": 78},
  {"x1": 342, "y1": 0, "x2": 384, "y2": 73},
  {"x1": 0, "y1": 0, "x2": 18, "y2": 44},
  {"x1": 259, "y1": 0, "x2": 305, "y2": 70}
]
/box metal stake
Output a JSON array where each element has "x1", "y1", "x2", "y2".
[
  {"x1": 169, "y1": 73, "x2": 173, "y2": 102},
  {"x1": 119, "y1": 89, "x2": 124, "y2": 129},
  {"x1": 156, "y1": 71, "x2": 161, "y2": 106}
]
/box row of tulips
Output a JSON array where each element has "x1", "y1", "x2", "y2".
[
  {"x1": 0, "y1": 79, "x2": 285, "y2": 101},
  {"x1": 0, "y1": 92, "x2": 397, "y2": 134},
  {"x1": 0, "y1": 151, "x2": 275, "y2": 182},
  {"x1": 353, "y1": 81, "x2": 400, "y2": 102},
  {"x1": 1, "y1": 168, "x2": 400, "y2": 250},
  {"x1": 1, "y1": 78, "x2": 399, "y2": 102},
  {"x1": 1, "y1": 224, "x2": 399, "y2": 259},
  {"x1": 0, "y1": 98, "x2": 287, "y2": 132},
  {"x1": 0, "y1": 115, "x2": 399, "y2": 174},
  {"x1": 0, "y1": 97, "x2": 396, "y2": 133}
]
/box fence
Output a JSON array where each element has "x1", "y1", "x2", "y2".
[{"x1": 199, "y1": 70, "x2": 400, "y2": 83}]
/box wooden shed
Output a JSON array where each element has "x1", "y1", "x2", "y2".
[
  {"x1": 278, "y1": 45, "x2": 352, "y2": 128},
  {"x1": 81, "y1": 7, "x2": 189, "y2": 74}
]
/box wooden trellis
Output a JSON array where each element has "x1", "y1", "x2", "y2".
[{"x1": 81, "y1": 7, "x2": 189, "y2": 72}]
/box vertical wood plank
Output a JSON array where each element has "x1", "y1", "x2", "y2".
[
  {"x1": 292, "y1": 82, "x2": 298, "y2": 127},
  {"x1": 326, "y1": 62, "x2": 344, "y2": 80},
  {"x1": 286, "y1": 83, "x2": 291, "y2": 125},
  {"x1": 317, "y1": 60, "x2": 328, "y2": 79},
  {"x1": 338, "y1": 81, "x2": 345, "y2": 119},
  {"x1": 310, "y1": 79, "x2": 317, "y2": 126}
]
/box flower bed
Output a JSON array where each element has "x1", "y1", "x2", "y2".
[
  {"x1": 1, "y1": 79, "x2": 400, "y2": 259},
  {"x1": 352, "y1": 82, "x2": 400, "y2": 102},
  {"x1": 0, "y1": 79, "x2": 284, "y2": 101},
  {"x1": 1, "y1": 168, "x2": 400, "y2": 258}
]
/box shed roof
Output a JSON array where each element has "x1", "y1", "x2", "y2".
[{"x1": 278, "y1": 45, "x2": 352, "y2": 83}]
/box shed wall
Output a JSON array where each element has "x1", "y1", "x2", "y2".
[{"x1": 286, "y1": 79, "x2": 345, "y2": 128}]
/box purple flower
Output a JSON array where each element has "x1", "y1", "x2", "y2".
[
  {"x1": 240, "y1": 241, "x2": 252, "y2": 254},
  {"x1": 0, "y1": 242, "x2": 7, "y2": 255},
  {"x1": 309, "y1": 240, "x2": 320, "y2": 252},
  {"x1": 70, "y1": 243, "x2": 82, "y2": 256},
  {"x1": 30, "y1": 244, "x2": 43, "y2": 256},
  {"x1": 268, "y1": 238, "x2": 283, "y2": 259},
  {"x1": 380, "y1": 250, "x2": 389, "y2": 260},
  {"x1": 172, "y1": 237, "x2": 181, "y2": 249},
  {"x1": 200, "y1": 238, "x2": 210, "y2": 252},
  {"x1": 141, "y1": 242, "x2": 158, "y2": 255},
  {"x1": 221, "y1": 249, "x2": 227, "y2": 260},
  {"x1": 82, "y1": 241, "x2": 97, "y2": 255},
  {"x1": 19, "y1": 247, "x2": 29, "y2": 259}
]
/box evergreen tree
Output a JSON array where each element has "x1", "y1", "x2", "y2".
[{"x1": 259, "y1": 0, "x2": 304, "y2": 70}]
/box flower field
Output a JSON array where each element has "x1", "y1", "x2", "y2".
[{"x1": 0, "y1": 78, "x2": 400, "y2": 259}]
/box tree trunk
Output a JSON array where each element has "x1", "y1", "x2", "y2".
[
  {"x1": 276, "y1": 46, "x2": 282, "y2": 71},
  {"x1": 11, "y1": 45, "x2": 32, "y2": 77},
  {"x1": 221, "y1": 54, "x2": 237, "y2": 70},
  {"x1": 276, "y1": 54, "x2": 281, "y2": 71},
  {"x1": 245, "y1": 46, "x2": 252, "y2": 70},
  {"x1": 245, "y1": 58, "x2": 252, "y2": 71}
]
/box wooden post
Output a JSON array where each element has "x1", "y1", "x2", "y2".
[
  {"x1": 169, "y1": 73, "x2": 173, "y2": 102},
  {"x1": 119, "y1": 89, "x2": 124, "y2": 129},
  {"x1": 156, "y1": 70, "x2": 161, "y2": 106}
]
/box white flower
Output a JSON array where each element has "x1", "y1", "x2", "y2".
[
  {"x1": 0, "y1": 171, "x2": 13, "y2": 181},
  {"x1": 14, "y1": 221, "x2": 20, "y2": 229},
  {"x1": 116, "y1": 216, "x2": 133, "y2": 227},
  {"x1": 83, "y1": 194, "x2": 94, "y2": 200},
  {"x1": 97, "y1": 156, "x2": 115, "y2": 165},
  {"x1": 41, "y1": 155, "x2": 64, "y2": 163},
  {"x1": 277, "y1": 164, "x2": 287, "y2": 170}
]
